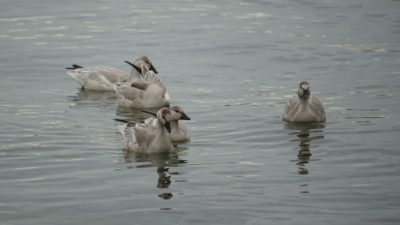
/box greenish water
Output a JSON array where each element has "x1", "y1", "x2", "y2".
[{"x1": 1, "y1": 0, "x2": 400, "y2": 224}]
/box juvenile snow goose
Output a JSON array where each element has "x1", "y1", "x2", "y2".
[
  {"x1": 65, "y1": 56, "x2": 157, "y2": 91},
  {"x1": 114, "y1": 70, "x2": 170, "y2": 109},
  {"x1": 283, "y1": 81, "x2": 326, "y2": 123},
  {"x1": 116, "y1": 108, "x2": 175, "y2": 154}
]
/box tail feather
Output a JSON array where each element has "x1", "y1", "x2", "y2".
[
  {"x1": 65, "y1": 64, "x2": 83, "y2": 70},
  {"x1": 114, "y1": 118, "x2": 129, "y2": 123},
  {"x1": 114, "y1": 118, "x2": 136, "y2": 126}
]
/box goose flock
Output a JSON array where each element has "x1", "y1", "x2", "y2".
[
  {"x1": 66, "y1": 56, "x2": 188, "y2": 154},
  {"x1": 66, "y1": 56, "x2": 325, "y2": 154}
]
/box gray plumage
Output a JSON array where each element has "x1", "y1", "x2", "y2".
[
  {"x1": 65, "y1": 56, "x2": 157, "y2": 91},
  {"x1": 114, "y1": 71, "x2": 170, "y2": 109},
  {"x1": 116, "y1": 108, "x2": 175, "y2": 154},
  {"x1": 283, "y1": 81, "x2": 326, "y2": 123},
  {"x1": 144, "y1": 105, "x2": 191, "y2": 144}
]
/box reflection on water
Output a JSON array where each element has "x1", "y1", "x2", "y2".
[
  {"x1": 285, "y1": 123, "x2": 325, "y2": 175},
  {"x1": 1, "y1": 0, "x2": 399, "y2": 223},
  {"x1": 69, "y1": 89, "x2": 162, "y2": 121},
  {"x1": 71, "y1": 88, "x2": 117, "y2": 101},
  {"x1": 156, "y1": 167, "x2": 171, "y2": 189},
  {"x1": 68, "y1": 89, "x2": 117, "y2": 108},
  {"x1": 123, "y1": 151, "x2": 187, "y2": 200}
]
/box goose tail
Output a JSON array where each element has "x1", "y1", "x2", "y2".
[{"x1": 65, "y1": 64, "x2": 83, "y2": 70}]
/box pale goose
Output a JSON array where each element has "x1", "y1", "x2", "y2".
[
  {"x1": 116, "y1": 108, "x2": 175, "y2": 154},
  {"x1": 144, "y1": 106, "x2": 191, "y2": 144},
  {"x1": 114, "y1": 70, "x2": 170, "y2": 109},
  {"x1": 283, "y1": 81, "x2": 326, "y2": 123},
  {"x1": 65, "y1": 56, "x2": 157, "y2": 91}
]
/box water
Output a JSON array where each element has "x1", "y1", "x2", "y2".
[{"x1": 1, "y1": 0, "x2": 400, "y2": 224}]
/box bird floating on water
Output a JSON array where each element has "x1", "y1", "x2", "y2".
[
  {"x1": 283, "y1": 81, "x2": 326, "y2": 123},
  {"x1": 115, "y1": 108, "x2": 175, "y2": 154},
  {"x1": 114, "y1": 70, "x2": 170, "y2": 109},
  {"x1": 65, "y1": 56, "x2": 157, "y2": 91}
]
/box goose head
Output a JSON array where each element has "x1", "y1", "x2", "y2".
[
  {"x1": 170, "y1": 106, "x2": 191, "y2": 121},
  {"x1": 297, "y1": 81, "x2": 310, "y2": 99},
  {"x1": 125, "y1": 56, "x2": 158, "y2": 75},
  {"x1": 157, "y1": 108, "x2": 172, "y2": 133}
]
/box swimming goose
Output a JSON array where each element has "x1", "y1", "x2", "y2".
[
  {"x1": 116, "y1": 108, "x2": 175, "y2": 154},
  {"x1": 114, "y1": 70, "x2": 170, "y2": 109},
  {"x1": 144, "y1": 106, "x2": 191, "y2": 144},
  {"x1": 283, "y1": 81, "x2": 326, "y2": 123},
  {"x1": 124, "y1": 58, "x2": 171, "y2": 102},
  {"x1": 65, "y1": 56, "x2": 157, "y2": 91}
]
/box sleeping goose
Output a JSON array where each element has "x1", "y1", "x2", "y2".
[
  {"x1": 144, "y1": 106, "x2": 191, "y2": 144},
  {"x1": 116, "y1": 108, "x2": 175, "y2": 154},
  {"x1": 283, "y1": 81, "x2": 326, "y2": 123},
  {"x1": 114, "y1": 70, "x2": 170, "y2": 109},
  {"x1": 65, "y1": 56, "x2": 157, "y2": 91}
]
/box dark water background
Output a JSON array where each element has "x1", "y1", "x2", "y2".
[{"x1": 1, "y1": 0, "x2": 400, "y2": 224}]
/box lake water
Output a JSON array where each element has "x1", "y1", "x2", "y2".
[{"x1": 1, "y1": 0, "x2": 400, "y2": 224}]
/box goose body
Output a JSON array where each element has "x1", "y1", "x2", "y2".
[
  {"x1": 66, "y1": 66, "x2": 130, "y2": 91},
  {"x1": 65, "y1": 56, "x2": 157, "y2": 91},
  {"x1": 116, "y1": 108, "x2": 175, "y2": 154},
  {"x1": 283, "y1": 81, "x2": 326, "y2": 123},
  {"x1": 114, "y1": 71, "x2": 170, "y2": 109}
]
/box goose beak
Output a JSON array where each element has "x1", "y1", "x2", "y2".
[
  {"x1": 304, "y1": 90, "x2": 310, "y2": 99},
  {"x1": 165, "y1": 121, "x2": 171, "y2": 133},
  {"x1": 180, "y1": 112, "x2": 191, "y2": 120},
  {"x1": 149, "y1": 64, "x2": 158, "y2": 74},
  {"x1": 124, "y1": 60, "x2": 142, "y2": 74}
]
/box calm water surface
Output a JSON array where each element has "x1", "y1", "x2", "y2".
[{"x1": 1, "y1": 0, "x2": 400, "y2": 224}]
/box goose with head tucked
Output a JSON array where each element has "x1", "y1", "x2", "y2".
[
  {"x1": 116, "y1": 108, "x2": 175, "y2": 154},
  {"x1": 144, "y1": 106, "x2": 191, "y2": 144},
  {"x1": 65, "y1": 56, "x2": 157, "y2": 91},
  {"x1": 114, "y1": 70, "x2": 170, "y2": 109},
  {"x1": 124, "y1": 56, "x2": 158, "y2": 83},
  {"x1": 283, "y1": 81, "x2": 326, "y2": 123}
]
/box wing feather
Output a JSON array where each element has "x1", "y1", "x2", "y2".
[{"x1": 117, "y1": 122, "x2": 137, "y2": 150}]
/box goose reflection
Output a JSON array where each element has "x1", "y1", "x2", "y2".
[
  {"x1": 68, "y1": 88, "x2": 117, "y2": 108},
  {"x1": 285, "y1": 123, "x2": 325, "y2": 175},
  {"x1": 123, "y1": 151, "x2": 187, "y2": 200}
]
